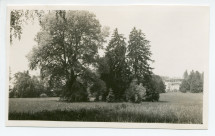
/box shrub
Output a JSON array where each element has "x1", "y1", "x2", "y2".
[{"x1": 125, "y1": 79, "x2": 146, "y2": 103}]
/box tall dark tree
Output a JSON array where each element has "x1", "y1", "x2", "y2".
[
  {"x1": 27, "y1": 10, "x2": 107, "y2": 102},
  {"x1": 127, "y1": 27, "x2": 157, "y2": 101},
  {"x1": 99, "y1": 29, "x2": 131, "y2": 101},
  {"x1": 127, "y1": 27, "x2": 153, "y2": 83}
]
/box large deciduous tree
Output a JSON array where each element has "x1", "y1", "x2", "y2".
[{"x1": 27, "y1": 10, "x2": 106, "y2": 102}]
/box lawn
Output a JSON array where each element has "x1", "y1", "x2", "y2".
[{"x1": 9, "y1": 92, "x2": 203, "y2": 124}]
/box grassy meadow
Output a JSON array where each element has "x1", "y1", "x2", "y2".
[{"x1": 9, "y1": 92, "x2": 203, "y2": 124}]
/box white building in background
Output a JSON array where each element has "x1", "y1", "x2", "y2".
[{"x1": 164, "y1": 78, "x2": 183, "y2": 92}]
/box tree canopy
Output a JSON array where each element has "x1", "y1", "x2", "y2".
[{"x1": 27, "y1": 10, "x2": 107, "y2": 101}]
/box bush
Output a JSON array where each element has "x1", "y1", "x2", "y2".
[
  {"x1": 125, "y1": 79, "x2": 146, "y2": 103},
  {"x1": 145, "y1": 90, "x2": 159, "y2": 102}
]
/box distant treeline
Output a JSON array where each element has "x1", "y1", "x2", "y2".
[{"x1": 179, "y1": 70, "x2": 204, "y2": 93}]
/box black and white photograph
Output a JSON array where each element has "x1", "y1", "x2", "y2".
[{"x1": 6, "y1": 5, "x2": 209, "y2": 129}]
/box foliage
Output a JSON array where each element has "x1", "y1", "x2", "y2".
[
  {"x1": 180, "y1": 70, "x2": 203, "y2": 93},
  {"x1": 127, "y1": 27, "x2": 153, "y2": 82},
  {"x1": 144, "y1": 78, "x2": 160, "y2": 102},
  {"x1": 27, "y1": 10, "x2": 107, "y2": 102},
  {"x1": 10, "y1": 10, "x2": 44, "y2": 44},
  {"x1": 183, "y1": 70, "x2": 189, "y2": 79},
  {"x1": 152, "y1": 75, "x2": 166, "y2": 93},
  {"x1": 10, "y1": 71, "x2": 46, "y2": 98},
  {"x1": 60, "y1": 80, "x2": 88, "y2": 102},
  {"x1": 127, "y1": 27, "x2": 158, "y2": 101},
  {"x1": 106, "y1": 88, "x2": 115, "y2": 102},
  {"x1": 125, "y1": 79, "x2": 146, "y2": 103},
  {"x1": 99, "y1": 29, "x2": 131, "y2": 101},
  {"x1": 90, "y1": 79, "x2": 107, "y2": 101},
  {"x1": 14, "y1": 10, "x2": 157, "y2": 102},
  {"x1": 179, "y1": 80, "x2": 190, "y2": 93}
]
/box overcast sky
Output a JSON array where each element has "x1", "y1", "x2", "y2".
[{"x1": 9, "y1": 5, "x2": 209, "y2": 78}]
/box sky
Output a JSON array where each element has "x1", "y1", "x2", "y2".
[{"x1": 9, "y1": 5, "x2": 209, "y2": 78}]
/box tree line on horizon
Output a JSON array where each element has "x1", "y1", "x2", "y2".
[
  {"x1": 9, "y1": 10, "x2": 167, "y2": 102},
  {"x1": 179, "y1": 70, "x2": 204, "y2": 93}
]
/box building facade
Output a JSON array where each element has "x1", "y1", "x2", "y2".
[{"x1": 164, "y1": 78, "x2": 182, "y2": 92}]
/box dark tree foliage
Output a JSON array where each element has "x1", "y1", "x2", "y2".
[
  {"x1": 144, "y1": 77, "x2": 160, "y2": 102},
  {"x1": 99, "y1": 29, "x2": 132, "y2": 101},
  {"x1": 127, "y1": 27, "x2": 153, "y2": 83},
  {"x1": 27, "y1": 10, "x2": 107, "y2": 102},
  {"x1": 180, "y1": 70, "x2": 203, "y2": 93},
  {"x1": 90, "y1": 78, "x2": 106, "y2": 101},
  {"x1": 152, "y1": 75, "x2": 166, "y2": 93},
  {"x1": 127, "y1": 27, "x2": 157, "y2": 101}
]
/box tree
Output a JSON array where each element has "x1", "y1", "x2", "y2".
[
  {"x1": 100, "y1": 29, "x2": 131, "y2": 101},
  {"x1": 10, "y1": 10, "x2": 44, "y2": 44},
  {"x1": 179, "y1": 80, "x2": 190, "y2": 93},
  {"x1": 127, "y1": 27, "x2": 157, "y2": 101},
  {"x1": 10, "y1": 71, "x2": 44, "y2": 98},
  {"x1": 190, "y1": 71, "x2": 203, "y2": 93},
  {"x1": 125, "y1": 79, "x2": 146, "y2": 103},
  {"x1": 90, "y1": 78, "x2": 106, "y2": 101},
  {"x1": 180, "y1": 70, "x2": 203, "y2": 93},
  {"x1": 152, "y1": 75, "x2": 166, "y2": 93},
  {"x1": 183, "y1": 70, "x2": 189, "y2": 79},
  {"x1": 27, "y1": 10, "x2": 107, "y2": 102},
  {"x1": 127, "y1": 27, "x2": 153, "y2": 83}
]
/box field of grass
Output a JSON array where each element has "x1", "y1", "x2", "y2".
[{"x1": 9, "y1": 92, "x2": 203, "y2": 124}]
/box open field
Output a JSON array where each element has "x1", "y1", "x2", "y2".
[{"x1": 9, "y1": 92, "x2": 203, "y2": 123}]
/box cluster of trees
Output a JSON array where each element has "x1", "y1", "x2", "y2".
[
  {"x1": 9, "y1": 71, "x2": 54, "y2": 98},
  {"x1": 10, "y1": 10, "x2": 166, "y2": 102},
  {"x1": 179, "y1": 70, "x2": 204, "y2": 93}
]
